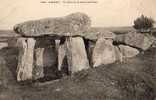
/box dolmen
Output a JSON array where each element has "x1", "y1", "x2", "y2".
[
  {"x1": 13, "y1": 12, "x2": 156, "y2": 82},
  {"x1": 14, "y1": 12, "x2": 91, "y2": 81}
]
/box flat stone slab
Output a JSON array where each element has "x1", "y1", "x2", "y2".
[
  {"x1": 84, "y1": 31, "x2": 116, "y2": 41},
  {"x1": 115, "y1": 32, "x2": 156, "y2": 50},
  {"x1": 14, "y1": 12, "x2": 91, "y2": 37}
]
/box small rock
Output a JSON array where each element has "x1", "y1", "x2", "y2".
[
  {"x1": 118, "y1": 45, "x2": 140, "y2": 58},
  {"x1": 0, "y1": 42, "x2": 8, "y2": 49},
  {"x1": 14, "y1": 12, "x2": 91, "y2": 37},
  {"x1": 55, "y1": 88, "x2": 62, "y2": 92}
]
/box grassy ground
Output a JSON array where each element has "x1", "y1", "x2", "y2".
[
  {"x1": 0, "y1": 46, "x2": 156, "y2": 100},
  {"x1": 0, "y1": 28, "x2": 156, "y2": 100}
]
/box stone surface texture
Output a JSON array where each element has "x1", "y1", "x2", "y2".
[
  {"x1": 58, "y1": 37, "x2": 90, "y2": 73},
  {"x1": 16, "y1": 38, "x2": 36, "y2": 81},
  {"x1": 92, "y1": 37, "x2": 117, "y2": 67},
  {"x1": 14, "y1": 12, "x2": 91, "y2": 37},
  {"x1": 115, "y1": 32, "x2": 156, "y2": 50},
  {"x1": 118, "y1": 45, "x2": 140, "y2": 58}
]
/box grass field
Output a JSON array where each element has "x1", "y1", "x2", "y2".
[
  {"x1": 0, "y1": 28, "x2": 156, "y2": 100},
  {"x1": 0, "y1": 46, "x2": 156, "y2": 100}
]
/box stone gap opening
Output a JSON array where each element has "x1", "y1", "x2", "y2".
[
  {"x1": 58, "y1": 37, "x2": 70, "y2": 76},
  {"x1": 84, "y1": 39, "x2": 96, "y2": 67},
  {"x1": 33, "y1": 37, "x2": 61, "y2": 82}
]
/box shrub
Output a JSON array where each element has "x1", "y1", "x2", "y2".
[{"x1": 133, "y1": 15, "x2": 155, "y2": 32}]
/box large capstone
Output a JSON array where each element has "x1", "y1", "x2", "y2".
[
  {"x1": 14, "y1": 12, "x2": 91, "y2": 37},
  {"x1": 16, "y1": 38, "x2": 36, "y2": 81}
]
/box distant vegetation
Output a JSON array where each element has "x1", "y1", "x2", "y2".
[{"x1": 133, "y1": 15, "x2": 155, "y2": 33}]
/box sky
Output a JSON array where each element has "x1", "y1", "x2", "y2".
[{"x1": 0, "y1": 0, "x2": 156, "y2": 29}]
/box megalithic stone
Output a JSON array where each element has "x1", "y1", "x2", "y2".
[
  {"x1": 66, "y1": 36, "x2": 72, "y2": 73},
  {"x1": 33, "y1": 38, "x2": 57, "y2": 80},
  {"x1": 66, "y1": 37, "x2": 90, "y2": 73},
  {"x1": 16, "y1": 38, "x2": 36, "y2": 81},
  {"x1": 57, "y1": 43, "x2": 66, "y2": 71},
  {"x1": 57, "y1": 36, "x2": 90, "y2": 74},
  {"x1": 92, "y1": 38, "x2": 117, "y2": 67},
  {"x1": 57, "y1": 37, "x2": 70, "y2": 73},
  {"x1": 33, "y1": 48, "x2": 44, "y2": 80}
]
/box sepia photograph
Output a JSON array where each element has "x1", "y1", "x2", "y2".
[{"x1": 0, "y1": 0, "x2": 156, "y2": 100}]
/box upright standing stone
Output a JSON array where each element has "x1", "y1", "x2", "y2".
[
  {"x1": 33, "y1": 48, "x2": 44, "y2": 80},
  {"x1": 92, "y1": 38, "x2": 117, "y2": 67},
  {"x1": 16, "y1": 38, "x2": 36, "y2": 81},
  {"x1": 55, "y1": 40, "x2": 60, "y2": 53},
  {"x1": 67, "y1": 37, "x2": 90, "y2": 73},
  {"x1": 58, "y1": 36, "x2": 90, "y2": 74},
  {"x1": 58, "y1": 43, "x2": 66, "y2": 71}
]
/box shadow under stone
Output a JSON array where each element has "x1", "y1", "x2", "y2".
[
  {"x1": 0, "y1": 47, "x2": 19, "y2": 85},
  {"x1": 33, "y1": 37, "x2": 62, "y2": 82}
]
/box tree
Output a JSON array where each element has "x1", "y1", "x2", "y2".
[{"x1": 133, "y1": 15, "x2": 155, "y2": 32}]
